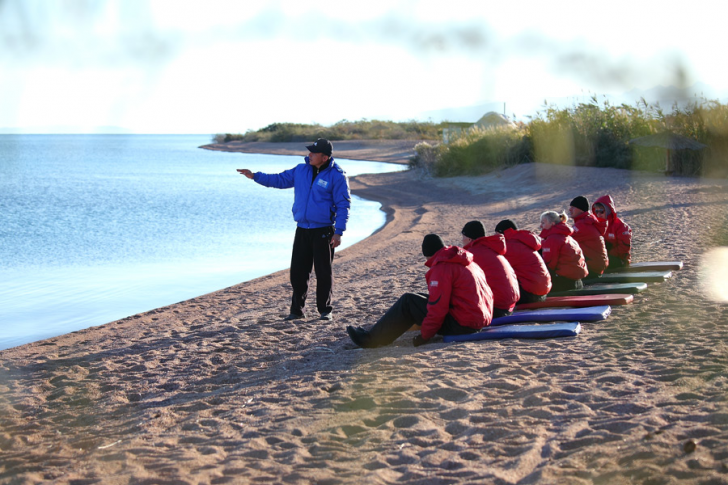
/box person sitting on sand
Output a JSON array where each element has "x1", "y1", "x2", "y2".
[
  {"x1": 346, "y1": 234, "x2": 493, "y2": 348},
  {"x1": 495, "y1": 219, "x2": 552, "y2": 304},
  {"x1": 461, "y1": 221, "x2": 519, "y2": 317},
  {"x1": 592, "y1": 195, "x2": 632, "y2": 268},
  {"x1": 539, "y1": 211, "x2": 589, "y2": 293},
  {"x1": 568, "y1": 196, "x2": 609, "y2": 278}
]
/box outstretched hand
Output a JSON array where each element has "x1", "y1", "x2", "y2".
[{"x1": 237, "y1": 169, "x2": 254, "y2": 179}]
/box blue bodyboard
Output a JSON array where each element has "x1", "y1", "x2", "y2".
[
  {"x1": 491, "y1": 305, "x2": 611, "y2": 326},
  {"x1": 444, "y1": 322, "x2": 581, "y2": 342}
]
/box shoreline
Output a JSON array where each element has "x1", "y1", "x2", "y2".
[
  {"x1": 0, "y1": 140, "x2": 412, "y2": 352},
  {"x1": 199, "y1": 139, "x2": 432, "y2": 164},
  {"x1": 3, "y1": 144, "x2": 728, "y2": 482}
]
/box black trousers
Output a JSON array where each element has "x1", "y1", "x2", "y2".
[
  {"x1": 364, "y1": 292, "x2": 477, "y2": 347},
  {"x1": 608, "y1": 254, "x2": 628, "y2": 269},
  {"x1": 516, "y1": 284, "x2": 547, "y2": 304},
  {"x1": 290, "y1": 226, "x2": 335, "y2": 315},
  {"x1": 549, "y1": 273, "x2": 584, "y2": 293},
  {"x1": 493, "y1": 307, "x2": 513, "y2": 318}
]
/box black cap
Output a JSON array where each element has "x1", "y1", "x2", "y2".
[
  {"x1": 461, "y1": 221, "x2": 485, "y2": 240},
  {"x1": 306, "y1": 138, "x2": 333, "y2": 156},
  {"x1": 422, "y1": 234, "x2": 445, "y2": 258},
  {"x1": 570, "y1": 196, "x2": 589, "y2": 213},
  {"x1": 495, "y1": 219, "x2": 517, "y2": 234}
]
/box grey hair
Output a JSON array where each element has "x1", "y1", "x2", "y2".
[{"x1": 540, "y1": 211, "x2": 568, "y2": 224}]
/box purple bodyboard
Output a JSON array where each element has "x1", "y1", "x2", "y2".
[
  {"x1": 444, "y1": 322, "x2": 581, "y2": 342},
  {"x1": 491, "y1": 305, "x2": 611, "y2": 326}
]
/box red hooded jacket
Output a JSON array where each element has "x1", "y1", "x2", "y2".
[
  {"x1": 422, "y1": 246, "x2": 493, "y2": 340},
  {"x1": 464, "y1": 234, "x2": 520, "y2": 311},
  {"x1": 539, "y1": 222, "x2": 589, "y2": 281},
  {"x1": 593, "y1": 195, "x2": 632, "y2": 264},
  {"x1": 501, "y1": 228, "x2": 552, "y2": 296},
  {"x1": 571, "y1": 211, "x2": 609, "y2": 275}
]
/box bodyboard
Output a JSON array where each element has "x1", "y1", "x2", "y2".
[
  {"x1": 549, "y1": 282, "x2": 648, "y2": 296},
  {"x1": 444, "y1": 322, "x2": 581, "y2": 342},
  {"x1": 516, "y1": 294, "x2": 634, "y2": 310},
  {"x1": 492, "y1": 305, "x2": 611, "y2": 326},
  {"x1": 596, "y1": 271, "x2": 672, "y2": 283},
  {"x1": 606, "y1": 261, "x2": 683, "y2": 273}
]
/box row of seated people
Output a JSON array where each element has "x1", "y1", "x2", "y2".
[{"x1": 346, "y1": 194, "x2": 632, "y2": 349}]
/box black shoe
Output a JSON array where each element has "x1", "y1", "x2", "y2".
[
  {"x1": 319, "y1": 312, "x2": 333, "y2": 321},
  {"x1": 346, "y1": 326, "x2": 363, "y2": 347},
  {"x1": 346, "y1": 325, "x2": 371, "y2": 348},
  {"x1": 284, "y1": 313, "x2": 305, "y2": 321}
]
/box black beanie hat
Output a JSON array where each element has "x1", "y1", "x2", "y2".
[
  {"x1": 570, "y1": 196, "x2": 590, "y2": 213},
  {"x1": 422, "y1": 234, "x2": 445, "y2": 258},
  {"x1": 461, "y1": 221, "x2": 486, "y2": 240},
  {"x1": 495, "y1": 219, "x2": 518, "y2": 234}
]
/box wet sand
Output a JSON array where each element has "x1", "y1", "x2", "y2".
[{"x1": 2, "y1": 141, "x2": 728, "y2": 484}]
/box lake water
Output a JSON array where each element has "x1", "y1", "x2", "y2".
[{"x1": 0, "y1": 135, "x2": 404, "y2": 350}]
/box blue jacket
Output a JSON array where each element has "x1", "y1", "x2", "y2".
[{"x1": 253, "y1": 157, "x2": 351, "y2": 235}]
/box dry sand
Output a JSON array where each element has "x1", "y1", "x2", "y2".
[{"x1": 2, "y1": 140, "x2": 728, "y2": 484}]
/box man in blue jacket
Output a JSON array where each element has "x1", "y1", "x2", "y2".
[{"x1": 237, "y1": 138, "x2": 350, "y2": 321}]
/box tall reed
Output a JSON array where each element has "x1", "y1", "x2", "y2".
[{"x1": 410, "y1": 97, "x2": 728, "y2": 178}]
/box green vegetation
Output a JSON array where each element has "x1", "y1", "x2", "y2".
[
  {"x1": 410, "y1": 97, "x2": 728, "y2": 178},
  {"x1": 213, "y1": 119, "x2": 442, "y2": 144},
  {"x1": 214, "y1": 98, "x2": 728, "y2": 178}
]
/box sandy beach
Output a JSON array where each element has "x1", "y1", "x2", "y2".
[{"x1": 2, "y1": 140, "x2": 728, "y2": 484}]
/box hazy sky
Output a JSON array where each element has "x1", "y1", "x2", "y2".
[{"x1": 1, "y1": 0, "x2": 726, "y2": 134}]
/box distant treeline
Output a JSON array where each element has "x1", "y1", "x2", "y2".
[
  {"x1": 412, "y1": 97, "x2": 728, "y2": 178},
  {"x1": 213, "y1": 119, "x2": 446, "y2": 144}
]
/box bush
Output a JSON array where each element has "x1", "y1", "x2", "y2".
[
  {"x1": 214, "y1": 119, "x2": 443, "y2": 144},
  {"x1": 409, "y1": 142, "x2": 448, "y2": 175}
]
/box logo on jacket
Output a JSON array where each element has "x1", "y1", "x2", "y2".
[
  {"x1": 430, "y1": 280, "x2": 439, "y2": 287},
  {"x1": 543, "y1": 247, "x2": 550, "y2": 253},
  {"x1": 317, "y1": 179, "x2": 329, "y2": 188}
]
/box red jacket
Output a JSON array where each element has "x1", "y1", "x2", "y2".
[
  {"x1": 539, "y1": 222, "x2": 589, "y2": 281},
  {"x1": 571, "y1": 211, "x2": 609, "y2": 275},
  {"x1": 422, "y1": 246, "x2": 493, "y2": 340},
  {"x1": 593, "y1": 195, "x2": 632, "y2": 264},
  {"x1": 501, "y1": 228, "x2": 552, "y2": 296},
  {"x1": 464, "y1": 234, "x2": 520, "y2": 311}
]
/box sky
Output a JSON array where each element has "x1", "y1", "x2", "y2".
[{"x1": 1, "y1": 0, "x2": 727, "y2": 134}]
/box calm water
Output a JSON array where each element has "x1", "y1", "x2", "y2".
[{"x1": 0, "y1": 135, "x2": 404, "y2": 350}]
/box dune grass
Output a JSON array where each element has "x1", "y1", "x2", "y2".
[{"x1": 409, "y1": 97, "x2": 728, "y2": 178}]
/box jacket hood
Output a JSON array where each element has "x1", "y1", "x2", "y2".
[
  {"x1": 466, "y1": 234, "x2": 506, "y2": 255},
  {"x1": 539, "y1": 221, "x2": 573, "y2": 239},
  {"x1": 503, "y1": 228, "x2": 541, "y2": 250},
  {"x1": 573, "y1": 210, "x2": 601, "y2": 227},
  {"x1": 425, "y1": 245, "x2": 473, "y2": 268},
  {"x1": 593, "y1": 194, "x2": 617, "y2": 219}
]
